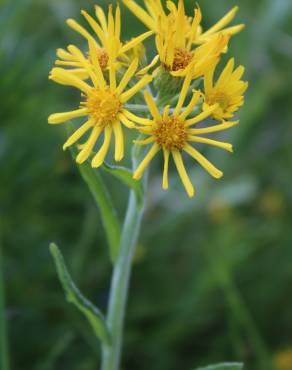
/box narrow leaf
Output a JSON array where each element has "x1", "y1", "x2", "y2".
[
  {"x1": 68, "y1": 128, "x2": 121, "y2": 262},
  {"x1": 50, "y1": 243, "x2": 111, "y2": 345},
  {"x1": 78, "y1": 162, "x2": 121, "y2": 262},
  {"x1": 102, "y1": 162, "x2": 144, "y2": 206},
  {"x1": 194, "y1": 363, "x2": 243, "y2": 370}
]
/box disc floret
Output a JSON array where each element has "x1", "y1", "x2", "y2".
[
  {"x1": 171, "y1": 48, "x2": 194, "y2": 72},
  {"x1": 83, "y1": 88, "x2": 122, "y2": 127},
  {"x1": 154, "y1": 116, "x2": 187, "y2": 150},
  {"x1": 95, "y1": 48, "x2": 109, "y2": 70}
]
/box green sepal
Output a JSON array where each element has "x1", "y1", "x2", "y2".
[
  {"x1": 49, "y1": 243, "x2": 111, "y2": 345},
  {"x1": 193, "y1": 363, "x2": 244, "y2": 370},
  {"x1": 102, "y1": 162, "x2": 144, "y2": 207},
  {"x1": 154, "y1": 69, "x2": 183, "y2": 101}
]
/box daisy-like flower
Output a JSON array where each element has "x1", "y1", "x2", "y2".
[
  {"x1": 55, "y1": 4, "x2": 153, "y2": 79},
  {"x1": 48, "y1": 45, "x2": 152, "y2": 167},
  {"x1": 203, "y1": 58, "x2": 248, "y2": 121},
  {"x1": 122, "y1": 0, "x2": 244, "y2": 44},
  {"x1": 131, "y1": 72, "x2": 238, "y2": 197},
  {"x1": 127, "y1": 0, "x2": 230, "y2": 78}
]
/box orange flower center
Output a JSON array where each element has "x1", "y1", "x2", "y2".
[
  {"x1": 154, "y1": 117, "x2": 187, "y2": 150},
  {"x1": 83, "y1": 87, "x2": 121, "y2": 126},
  {"x1": 172, "y1": 48, "x2": 193, "y2": 72},
  {"x1": 96, "y1": 48, "x2": 109, "y2": 70}
]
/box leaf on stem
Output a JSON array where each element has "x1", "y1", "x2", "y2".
[
  {"x1": 102, "y1": 162, "x2": 144, "y2": 206},
  {"x1": 67, "y1": 124, "x2": 121, "y2": 263},
  {"x1": 78, "y1": 162, "x2": 121, "y2": 262},
  {"x1": 50, "y1": 243, "x2": 111, "y2": 345}
]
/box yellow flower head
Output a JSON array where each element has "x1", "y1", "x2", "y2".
[
  {"x1": 124, "y1": 0, "x2": 230, "y2": 78},
  {"x1": 55, "y1": 4, "x2": 153, "y2": 78},
  {"x1": 130, "y1": 71, "x2": 238, "y2": 197},
  {"x1": 122, "y1": 0, "x2": 244, "y2": 44},
  {"x1": 48, "y1": 45, "x2": 152, "y2": 167},
  {"x1": 156, "y1": 2, "x2": 231, "y2": 77},
  {"x1": 203, "y1": 58, "x2": 248, "y2": 120}
]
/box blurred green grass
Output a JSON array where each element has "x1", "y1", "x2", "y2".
[{"x1": 1, "y1": 0, "x2": 292, "y2": 370}]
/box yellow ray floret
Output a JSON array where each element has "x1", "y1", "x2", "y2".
[
  {"x1": 130, "y1": 71, "x2": 238, "y2": 197},
  {"x1": 48, "y1": 48, "x2": 153, "y2": 167},
  {"x1": 122, "y1": 0, "x2": 244, "y2": 44},
  {"x1": 124, "y1": 0, "x2": 231, "y2": 78},
  {"x1": 196, "y1": 6, "x2": 245, "y2": 44},
  {"x1": 55, "y1": 4, "x2": 153, "y2": 78},
  {"x1": 203, "y1": 58, "x2": 248, "y2": 120}
]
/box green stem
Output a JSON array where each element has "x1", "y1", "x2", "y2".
[
  {"x1": 101, "y1": 188, "x2": 145, "y2": 370},
  {"x1": 124, "y1": 104, "x2": 149, "y2": 113},
  {"x1": 0, "y1": 245, "x2": 9, "y2": 370}
]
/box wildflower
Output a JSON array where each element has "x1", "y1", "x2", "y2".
[
  {"x1": 203, "y1": 58, "x2": 248, "y2": 120},
  {"x1": 131, "y1": 72, "x2": 238, "y2": 197},
  {"x1": 48, "y1": 46, "x2": 152, "y2": 167},
  {"x1": 55, "y1": 4, "x2": 153, "y2": 78},
  {"x1": 122, "y1": 0, "x2": 244, "y2": 44},
  {"x1": 125, "y1": 0, "x2": 230, "y2": 79}
]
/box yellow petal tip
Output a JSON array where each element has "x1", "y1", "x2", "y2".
[
  {"x1": 187, "y1": 189, "x2": 195, "y2": 198},
  {"x1": 133, "y1": 173, "x2": 141, "y2": 181}
]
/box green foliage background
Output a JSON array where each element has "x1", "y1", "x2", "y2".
[{"x1": 1, "y1": 0, "x2": 292, "y2": 369}]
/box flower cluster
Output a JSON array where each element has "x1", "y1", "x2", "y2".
[{"x1": 48, "y1": 1, "x2": 248, "y2": 197}]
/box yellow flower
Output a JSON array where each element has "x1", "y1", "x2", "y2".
[
  {"x1": 203, "y1": 58, "x2": 248, "y2": 120},
  {"x1": 48, "y1": 45, "x2": 152, "y2": 167},
  {"x1": 130, "y1": 72, "x2": 238, "y2": 197},
  {"x1": 157, "y1": 5, "x2": 230, "y2": 78},
  {"x1": 122, "y1": 0, "x2": 244, "y2": 44},
  {"x1": 125, "y1": 0, "x2": 230, "y2": 78},
  {"x1": 55, "y1": 4, "x2": 153, "y2": 78}
]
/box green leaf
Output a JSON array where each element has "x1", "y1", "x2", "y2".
[
  {"x1": 67, "y1": 128, "x2": 121, "y2": 263},
  {"x1": 50, "y1": 243, "x2": 111, "y2": 345},
  {"x1": 77, "y1": 161, "x2": 121, "y2": 262},
  {"x1": 102, "y1": 162, "x2": 144, "y2": 206},
  {"x1": 193, "y1": 363, "x2": 243, "y2": 370}
]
